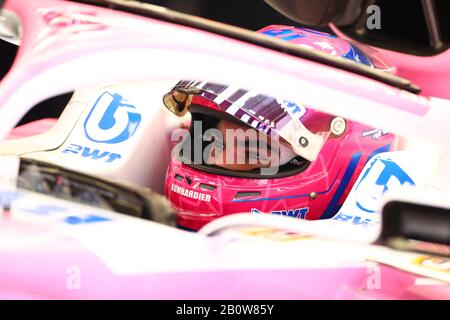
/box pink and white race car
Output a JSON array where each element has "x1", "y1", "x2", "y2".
[{"x1": 0, "y1": 0, "x2": 448, "y2": 299}]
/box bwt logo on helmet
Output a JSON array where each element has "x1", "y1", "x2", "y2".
[
  {"x1": 251, "y1": 208, "x2": 308, "y2": 219},
  {"x1": 280, "y1": 100, "x2": 306, "y2": 120},
  {"x1": 84, "y1": 91, "x2": 141, "y2": 144}
]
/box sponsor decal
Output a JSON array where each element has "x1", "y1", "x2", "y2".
[
  {"x1": 251, "y1": 207, "x2": 308, "y2": 219},
  {"x1": 62, "y1": 92, "x2": 142, "y2": 162},
  {"x1": 62, "y1": 144, "x2": 121, "y2": 163},
  {"x1": 354, "y1": 158, "x2": 415, "y2": 213},
  {"x1": 239, "y1": 227, "x2": 309, "y2": 242},
  {"x1": 171, "y1": 183, "x2": 211, "y2": 202},
  {"x1": 21, "y1": 204, "x2": 111, "y2": 224},
  {"x1": 64, "y1": 214, "x2": 111, "y2": 225},
  {"x1": 40, "y1": 8, "x2": 106, "y2": 30},
  {"x1": 280, "y1": 100, "x2": 307, "y2": 120},
  {"x1": 413, "y1": 256, "x2": 450, "y2": 274},
  {"x1": 84, "y1": 91, "x2": 141, "y2": 144},
  {"x1": 332, "y1": 212, "x2": 376, "y2": 227},
  {"x1": 362, "y1": 128, "x2": 389, "y2": 140}
]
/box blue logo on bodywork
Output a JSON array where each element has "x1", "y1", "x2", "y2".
[
  {"x1": 63, "y1": 144, "x2": 121, "y2": 163},
  {"x1": 354, "y1": 158, "x2": 415, "y2": 213},
  {"x1": 22, "y1": 204, "x2": 112, "y2": 224},
  {"x1": 84, "y1": 91, "x2": 141, "y2": 144}
]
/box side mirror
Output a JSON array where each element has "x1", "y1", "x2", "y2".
[{"x1": 378, "y1": 200, "x2": 450, "y2": 257}]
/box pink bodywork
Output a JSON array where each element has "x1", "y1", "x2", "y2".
[
  {"x1": 0, "y1": 220, "x2": 447, "y2": 300},
  {"x1": 0, "y1": 0, "x2": 448, "y2": 299},
  {"x1": 6, "y1": 118, "x2": 56, "y2": 140},
  {"x1": 330, "y1": 24, "x2": 450, "y2": 101}
]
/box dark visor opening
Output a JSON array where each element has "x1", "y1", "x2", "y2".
[{"x1": 175, "y1": 111, "x2": 310, "y2": 179}]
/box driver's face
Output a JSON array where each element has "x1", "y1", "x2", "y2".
[{"x1": 205, "y1": 120, "x2": 282, "y2": 171}]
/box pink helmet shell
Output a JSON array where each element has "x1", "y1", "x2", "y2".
[{"x1": 166, "y1": 126, "x2": 394, "y2": 230}]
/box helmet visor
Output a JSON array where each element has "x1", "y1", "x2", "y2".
[{"x1": 163, "y1": 80, "x2": 331, "y2": 162}]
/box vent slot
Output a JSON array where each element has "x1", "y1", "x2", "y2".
[
  {"x1": 235, "y1": 191, "x2": 261, "y2": 199},
  {"x1": 199, "y1": 183, "x2": 216, "y2": 190}
]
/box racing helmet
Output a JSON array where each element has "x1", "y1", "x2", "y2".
[{"x1": 163, "y1": 25, "x2": 396, "y2": 231}]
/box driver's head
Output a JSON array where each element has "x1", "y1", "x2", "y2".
[
  {"x1": 163, "y1": 25, "x2": 396, "y2": 231},
  {"x1": 205, "y1": 119, "x2": 298, "y2": 171}
]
